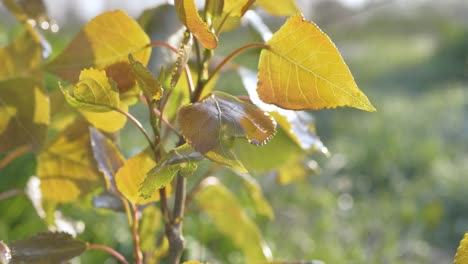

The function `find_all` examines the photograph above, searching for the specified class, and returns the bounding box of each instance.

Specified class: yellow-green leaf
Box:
[223,0,255,17]
[256,0,298,16]
[129,54,163,100]
[45,10,151,92]
[115,149,166,205]
[80,103,128,133]
[236,172,274,219]
[195,177,272,263]
[257,14,376,112]
[61,68,120,112]
[455,232,468,264]
[170,31,193,88]
[183,262,203,264]
[38,119,103,203]
[0,24,42,80]
[139,205,162,252]
[0,78,49,153]
[174,0,218,49]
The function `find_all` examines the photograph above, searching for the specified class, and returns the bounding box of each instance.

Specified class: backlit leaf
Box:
[195,177,272,263]
[455,232,468,264]
[80,103,128,133]
[257,14,376,112]
[129,54,163,100]
[213,0,254,33]
[239,67,328,153]
[174,0,218,49]
[235,172,274,219]
[9,232,86,263]
[256,0,298,16]
[116,149,166,205]
[61,68,119,112]
[37,119,103,203]
[45,10,151,92]
[0,24,42,80]
[89,127,125,192]
[205,139,247,173]
[0,78,49,153]
[179,92,276,153]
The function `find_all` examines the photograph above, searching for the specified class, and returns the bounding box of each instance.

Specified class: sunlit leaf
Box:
[174,0,218,49]
[49,88,78,132]
[171,31,193,88]
[139,205,162,251]
[257,14,376,112]
[0,78,49,153]
[0,24,42,80]
[115,149,168,205]
[140,144,202,198]
[179,91,276,153]
[183,261,203,264]
[205,139,247,173]
[239,67,328,153]
[277,159,307,185]
[45,10,151,92]
[195,177,272,263]
[256,0,298,16]
[129,54,163,100]
[236,172,274,219]
[89,127,125,192]
[9,232,86,263]
[61,68,120,112]
[37,119,103,203]
[455,232,468,264]
[80,103,128,133]
[213,0,254,33]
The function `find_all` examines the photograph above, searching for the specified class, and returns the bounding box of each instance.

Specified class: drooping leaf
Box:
[61,68,120,112]
[89,127,125,192]
[0,78,49,153]
[37,119,103,203]
[9,232,86,263]
[129,54,163,100]
[235,172,274,219]
[195,177,272,263]
[0,24,42,80]
[45,10,151,92]
[239,67,328,153]
[79,103,128,133]
[256,0,298,16]
[455,232,468,264]
[179,91,276,153]
[115,149,167,205]
[170,31,193,88]
[140,144,202,198]
[257,14,376,112]
[174,0,218,49]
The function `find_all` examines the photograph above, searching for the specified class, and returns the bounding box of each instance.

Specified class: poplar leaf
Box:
[195,177,272,263]
[115,149,168,205]
[205,139,247,173]
[129,54,163,100]
[9,232,86,263]
[455,232,468,264]
[37,119,103,203]
[236,172,274,219]
[45,10,151,92]
[79,103,128,133]
[256,0,298,16]
[223,0,255,17]
[174,0,218,49]
[61,68,119,112]
[0,78,49,153]
[257,14,376,112]
[179,92,276,153]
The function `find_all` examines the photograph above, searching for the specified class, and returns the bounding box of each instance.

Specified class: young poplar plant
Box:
[0,0,375,263]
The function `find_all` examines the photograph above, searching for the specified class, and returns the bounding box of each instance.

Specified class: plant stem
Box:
[159,187,171,223]
[205,42,269,86]
[166,172,186,264]
[0,145,32,170]
[0,189,24,201]
[87,244,129,264]
[130,204,143,264]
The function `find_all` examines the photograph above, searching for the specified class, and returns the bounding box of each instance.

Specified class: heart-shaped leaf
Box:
[257,14,376,112]
[45,10,151,92]
[179,91,276,154]
[129,54,163,100]
[0,78,49,153]
[174,0,218,49]
[9,232,86,263]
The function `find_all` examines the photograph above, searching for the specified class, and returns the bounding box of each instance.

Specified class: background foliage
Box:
[0,0,467,263]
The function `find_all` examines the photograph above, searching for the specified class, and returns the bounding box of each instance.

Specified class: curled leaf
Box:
[257,14,376,112]
[129,54,163,100]
[174,0,218,49]
[170,31,193,88]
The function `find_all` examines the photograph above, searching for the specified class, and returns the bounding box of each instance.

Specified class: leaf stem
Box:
[130,204,143,264]
[0,188,24,201]
[87,244,129,264]
[153,108,181,137]
[205,42,269,86]
[0,145,32,170]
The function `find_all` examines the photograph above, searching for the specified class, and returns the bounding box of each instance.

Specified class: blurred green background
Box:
[0,0,467,263]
